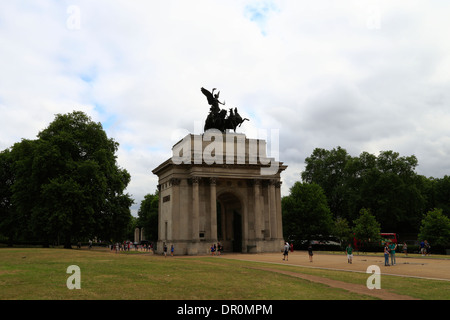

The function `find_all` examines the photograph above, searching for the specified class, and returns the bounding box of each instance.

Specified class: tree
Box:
[353,208,381,251]
[301,147,351,219]
[429,176,450,217]
[0,149,16,245]
[418,208,450,248]
[282,182,333,244]
[333,217,352,246]
[137,192,159,241]
[8,111,133,247]
[367,151,424,233]
[301,147,426,235]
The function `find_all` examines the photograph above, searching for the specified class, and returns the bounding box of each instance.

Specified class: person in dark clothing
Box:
[308,245,313,262]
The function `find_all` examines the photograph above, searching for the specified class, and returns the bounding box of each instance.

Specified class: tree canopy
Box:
[281,146,450,251]
[301,147,433,235]
[137,192,159,241]
[0,111,134,247]
[418,208,450,247]
[352,208,381,246]
[282,182,333,243]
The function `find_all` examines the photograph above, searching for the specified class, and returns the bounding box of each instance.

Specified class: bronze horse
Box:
[202,88,249,132]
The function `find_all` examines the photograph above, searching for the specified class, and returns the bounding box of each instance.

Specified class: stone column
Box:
[269,179,277,239]
[170,178,181,241]
[262,180,271,239]
[157,184,163,243]
[134,227,140,243]
[209,177,218,241]
[192,176,200,241]
[253,179,262,240]
[275,181,283,239]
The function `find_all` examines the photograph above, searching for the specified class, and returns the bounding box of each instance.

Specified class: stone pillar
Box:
[134,228,140,243]
[171,178,181,241]
[269,180,277,239]
[275,181,283,239]
[157,184,163,244]
[192,176,200,241]
[263,180,271,239]
[209,177,218,241]
[253,179,262,240]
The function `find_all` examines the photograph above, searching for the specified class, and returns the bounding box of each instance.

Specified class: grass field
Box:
[0,247,448,300]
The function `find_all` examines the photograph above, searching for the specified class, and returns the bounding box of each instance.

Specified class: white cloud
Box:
[1,1,450,215]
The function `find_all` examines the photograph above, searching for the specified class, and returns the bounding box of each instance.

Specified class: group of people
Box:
[283,242,311,261]
[419,240,431,256]
[111,241,155,253]
[161,243,224,257]
[110,238,432,263]
[163,244,174,257]
[210,243,223,256]
[383,242,398,266]
[282,242,296,261]
[282,241,416,266]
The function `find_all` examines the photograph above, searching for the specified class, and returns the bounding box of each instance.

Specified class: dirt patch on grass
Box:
[223,251,450,281]
[0,270,21,275]
[219,251,450,300]
[246,266,419,300]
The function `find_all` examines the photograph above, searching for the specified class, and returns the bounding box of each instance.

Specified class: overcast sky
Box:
[1,1,450,216]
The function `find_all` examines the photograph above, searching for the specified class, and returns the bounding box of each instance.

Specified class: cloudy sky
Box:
[1,1,450,215]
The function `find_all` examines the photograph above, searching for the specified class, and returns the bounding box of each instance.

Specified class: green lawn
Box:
[0,248,448,300]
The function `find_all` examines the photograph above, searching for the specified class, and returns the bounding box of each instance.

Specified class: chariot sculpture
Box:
[201,87,249,133]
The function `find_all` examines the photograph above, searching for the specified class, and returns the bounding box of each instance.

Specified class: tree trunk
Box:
[64,235,72,249]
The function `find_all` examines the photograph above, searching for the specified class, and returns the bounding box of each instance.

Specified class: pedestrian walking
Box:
[282,242,289,261]
[163,244,167,257]
[402,242,408,256]
[217,242,222,256]
[307,244,313,262]
[345,244,353,264]
[384,243,390,266]
[171,244,174,256]
[210,244,215,256]
[420,240,425,256]
[388,242,397,265]
[425,240,431,256]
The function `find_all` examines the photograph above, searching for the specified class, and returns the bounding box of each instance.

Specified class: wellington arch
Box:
[151,88,287,255]
[152,131,287,255]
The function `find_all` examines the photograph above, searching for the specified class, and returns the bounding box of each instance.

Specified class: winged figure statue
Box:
[201,87,249,132]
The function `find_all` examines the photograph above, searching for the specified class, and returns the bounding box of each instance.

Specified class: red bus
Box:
[380,233,399,245]
[353,233,399,250]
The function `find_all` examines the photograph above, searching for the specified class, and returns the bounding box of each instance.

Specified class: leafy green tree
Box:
[353,208,381,250]
[0,149,16,245]
[333,217,352,246]
[137,192,159,241]
[418,208,450,247]
[282,182,333,243]
[301,147,351,219]
[127,216,138,241]
[9,139,40,243]
[428,176,450,216]
[302,147,426,234]
[368,151,424,233]
[8,111,133,247]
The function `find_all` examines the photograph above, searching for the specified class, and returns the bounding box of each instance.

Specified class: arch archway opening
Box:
[217,192,242,253]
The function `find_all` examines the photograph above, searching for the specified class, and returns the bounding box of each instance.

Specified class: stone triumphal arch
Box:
[152,131,287,255]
